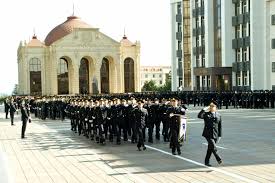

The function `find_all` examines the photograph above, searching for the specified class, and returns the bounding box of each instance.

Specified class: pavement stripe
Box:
[188,121,203,124]
[143,144,259,183]
[202,143,228,150]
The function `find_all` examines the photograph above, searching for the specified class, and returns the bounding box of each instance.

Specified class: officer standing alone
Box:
[20,100,30,139]
[198,100,223,166]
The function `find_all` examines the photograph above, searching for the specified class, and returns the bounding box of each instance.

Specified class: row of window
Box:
[195,0,204,9]
[234,0,249,16]
[143,74,163,79]
[235,23,250,38]
[141,80,163,86]
[272,62,275,72]
[236,71,249,86]
[236,47,250,62]
[196,75,211,87]
[142,68,163,72]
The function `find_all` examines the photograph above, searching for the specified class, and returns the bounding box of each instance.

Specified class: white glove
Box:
[203,106,210,111]
[169,113,174,117]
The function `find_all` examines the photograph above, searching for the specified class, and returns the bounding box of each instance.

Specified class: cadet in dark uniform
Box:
[198,100,222,166]
[4,98,10,119]
[10,98,17,126]
[20,100,30,139]
[160,99,170,142]
[133,100,148,151]
[167,98,186,155]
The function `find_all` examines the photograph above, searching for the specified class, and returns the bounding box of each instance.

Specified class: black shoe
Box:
[11,124,15,126]
[137,147,142,151]
[148,139,153,143]
[124,138,128,141]
[205,163,212,167]
[143,146,147,150]
[172,152,176,155]
[218,160,223,165]
[117,141,121,145]
[177,151,181,155]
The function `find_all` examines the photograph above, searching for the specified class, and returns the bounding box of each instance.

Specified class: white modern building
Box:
[170,0,184,91]
[265,0,275,90]
[140,66,171,88]
[171,0,275,91]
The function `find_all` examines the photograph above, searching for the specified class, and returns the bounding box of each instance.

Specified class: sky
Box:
[0,0,171,95]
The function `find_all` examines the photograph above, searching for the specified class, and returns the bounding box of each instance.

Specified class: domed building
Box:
[17,15,140,95]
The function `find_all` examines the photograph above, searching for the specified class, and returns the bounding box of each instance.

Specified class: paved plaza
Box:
[0,106,275,183]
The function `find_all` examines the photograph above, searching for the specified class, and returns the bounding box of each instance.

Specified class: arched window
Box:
[57,58,69,94]
[29,58,42,95]
[79,58,89,94]
[124,58,135,92]
[100,58,110,94]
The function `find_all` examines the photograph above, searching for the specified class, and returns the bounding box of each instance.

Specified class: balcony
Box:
[177,68,183,76]
[243,13,250,23]
[232,39,238,49]
[243,61,250,71]
[198,7,204,16]
[244,37,250,47]
[232,16,238,26]
[192,9,198,17]
[232,61,251,72]
[177,50,183,57]
[238,38,244,47]
[238,14,244,24]
[193,48,197,55]
[176,32,182,40]
[176,14,182,23]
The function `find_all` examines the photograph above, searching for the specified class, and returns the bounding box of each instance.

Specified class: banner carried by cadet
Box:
[178,116,187,142]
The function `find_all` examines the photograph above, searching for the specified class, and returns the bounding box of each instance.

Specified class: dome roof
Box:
[44,16,92,46]
[120,35,135,46]
[27,35,44,47]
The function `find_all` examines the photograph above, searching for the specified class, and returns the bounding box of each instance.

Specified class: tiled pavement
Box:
[0,107,275,183]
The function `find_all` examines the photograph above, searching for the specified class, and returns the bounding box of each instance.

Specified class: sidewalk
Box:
[1,110,275,183]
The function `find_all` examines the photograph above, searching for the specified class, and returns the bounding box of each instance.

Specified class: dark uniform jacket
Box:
[21,105,29,121]
[133,107,148,128]
[198,109,222,139]
[166,106,186,131]
[10,102,17,114]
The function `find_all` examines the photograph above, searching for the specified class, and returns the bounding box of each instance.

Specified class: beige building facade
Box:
[17,15,140,96]
[140,66,171,88]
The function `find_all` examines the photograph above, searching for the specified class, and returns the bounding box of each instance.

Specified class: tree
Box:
[157,78,171,92]
[12,84,18,95]
[142,80,158,92]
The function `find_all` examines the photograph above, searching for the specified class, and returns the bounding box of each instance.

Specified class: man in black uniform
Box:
[4,98,10,119]
[166,98,186,155]
[20,100,30,139]
[10,98,17,126]
[198,100,222,166]
[160,99,170,142]
[133,100,148,151]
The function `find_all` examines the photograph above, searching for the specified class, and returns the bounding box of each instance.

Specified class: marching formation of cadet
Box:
[3,89,275,153]
[31,96,187,153]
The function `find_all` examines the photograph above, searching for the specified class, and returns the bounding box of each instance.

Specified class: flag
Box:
[178,116,187,142]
